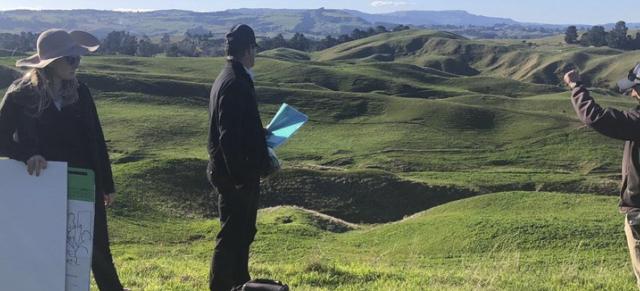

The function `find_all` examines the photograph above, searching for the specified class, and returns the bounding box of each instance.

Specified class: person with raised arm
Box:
[565,65,640,288]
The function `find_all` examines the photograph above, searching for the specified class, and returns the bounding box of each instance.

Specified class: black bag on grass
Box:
[232,279,289,291]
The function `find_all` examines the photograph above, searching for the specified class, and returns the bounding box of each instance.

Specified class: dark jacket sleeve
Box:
[571,85,640,141]
[217,81,250,185]
[83,86,115,194]
[0,91,38,162]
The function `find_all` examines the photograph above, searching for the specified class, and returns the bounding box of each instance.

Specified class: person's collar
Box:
[243,65,255,81]
[227,58,254,82]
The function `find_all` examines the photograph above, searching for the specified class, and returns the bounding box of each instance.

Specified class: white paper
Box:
[66,200,94,291]
[0,159,68,291]
[66,168,96,291]
[266,103,308,149]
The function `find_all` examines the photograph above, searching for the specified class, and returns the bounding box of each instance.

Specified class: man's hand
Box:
[26,155,47,176]
[564,70,582,89]
[104,193,116,207]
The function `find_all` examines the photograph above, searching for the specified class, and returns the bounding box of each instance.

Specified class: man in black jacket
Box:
[207,24,270,291]
[565,67,640,288]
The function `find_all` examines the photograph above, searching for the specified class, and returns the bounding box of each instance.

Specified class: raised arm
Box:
[571,86,640,140]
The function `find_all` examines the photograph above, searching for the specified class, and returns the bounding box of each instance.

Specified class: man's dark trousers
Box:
[209,175,260,291]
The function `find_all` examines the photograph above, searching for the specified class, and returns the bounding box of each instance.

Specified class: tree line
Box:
[565,21,640,50]
[99,31,226,57]
[0,32,38,54]
[258,24,410,51]
[0,24,411,58]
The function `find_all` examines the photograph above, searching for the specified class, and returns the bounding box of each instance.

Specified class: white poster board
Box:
[0,159,68,291]
[66,168,96,291]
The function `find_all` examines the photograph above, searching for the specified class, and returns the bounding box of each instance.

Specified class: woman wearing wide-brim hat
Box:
[0,29,129,291]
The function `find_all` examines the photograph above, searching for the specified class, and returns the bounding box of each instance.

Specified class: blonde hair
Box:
[22,66,79,116]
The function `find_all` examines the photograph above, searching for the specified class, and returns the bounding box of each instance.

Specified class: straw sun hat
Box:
[16,29,100,69]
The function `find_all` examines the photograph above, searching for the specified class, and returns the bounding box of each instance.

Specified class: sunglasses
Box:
[63,55,81,66]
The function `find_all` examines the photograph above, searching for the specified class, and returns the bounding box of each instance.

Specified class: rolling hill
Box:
[0,29,629,219]
[316,29,640,88]
[1,28,638,290]
[104,192,634,290]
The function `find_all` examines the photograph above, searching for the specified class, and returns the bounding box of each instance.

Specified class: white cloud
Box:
[371,1,409,7]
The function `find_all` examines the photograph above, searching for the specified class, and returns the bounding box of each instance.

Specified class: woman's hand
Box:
[26,155,47,176]
[104,193,116,207]
[564,70,582,89]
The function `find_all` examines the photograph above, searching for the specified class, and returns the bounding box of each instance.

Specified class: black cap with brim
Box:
[226,24,258,50]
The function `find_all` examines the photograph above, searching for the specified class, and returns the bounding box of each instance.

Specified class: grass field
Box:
[1,28,639,290]
[104,192,637,290]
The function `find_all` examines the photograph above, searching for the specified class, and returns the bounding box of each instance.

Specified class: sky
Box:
[0,0,636,25]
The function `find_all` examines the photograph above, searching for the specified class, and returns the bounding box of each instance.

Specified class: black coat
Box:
[0,80,115,195]
[208,60,269,186]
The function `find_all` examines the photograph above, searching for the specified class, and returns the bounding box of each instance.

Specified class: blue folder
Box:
[266,103,308,149]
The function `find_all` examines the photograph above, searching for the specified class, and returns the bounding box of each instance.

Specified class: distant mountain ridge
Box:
[0,8,540,38]
[344,10,519,27]
[2,8,632,39]
[0,8,366,37]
